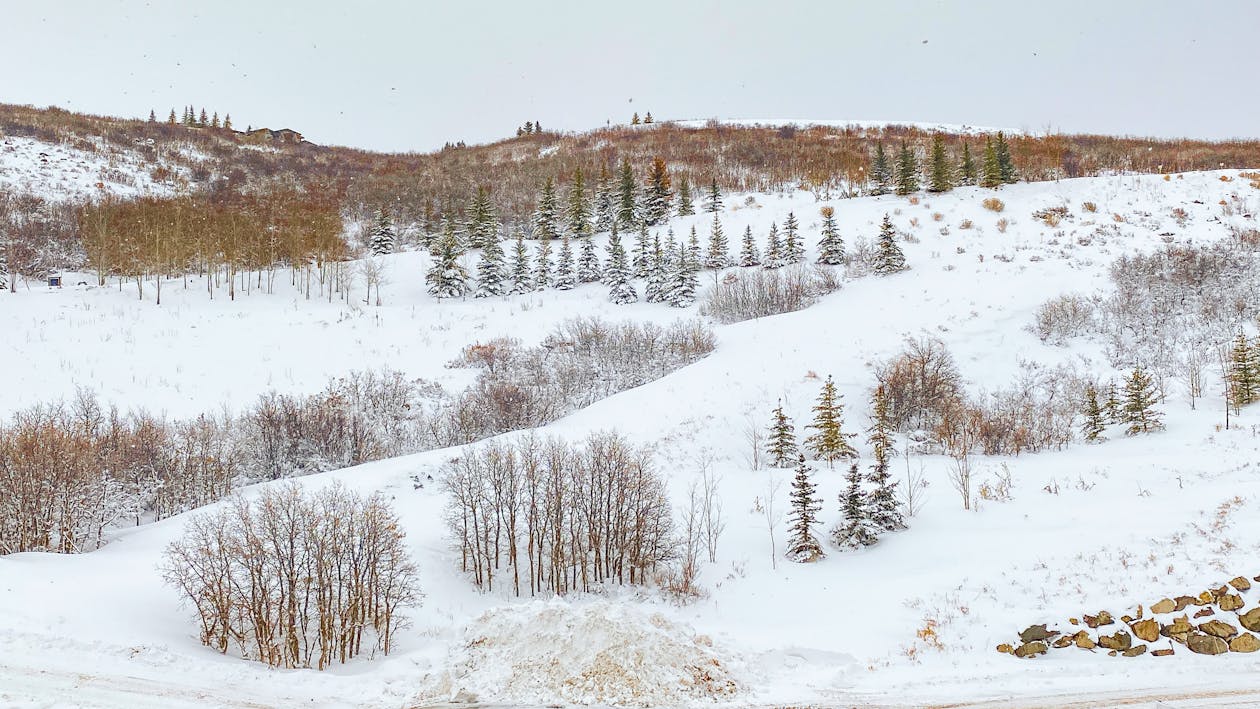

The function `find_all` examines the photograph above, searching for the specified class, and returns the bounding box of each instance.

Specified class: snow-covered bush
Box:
[1032,294,1097,344]
[700,265,839,323]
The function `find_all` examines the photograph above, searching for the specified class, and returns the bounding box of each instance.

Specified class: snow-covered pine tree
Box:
[616,159,639,229]
[865,384,904,532]
[873,215,908,275]
[1228,331,1259,408]
[474,229,506,298]
[786,454,824,563]
[426,231,470,300]
[534,178,560,241]
[995,132,1017,184]
[738,225,761,267]
[465,186,499,249]
[594,164,614,233]
[895,142,920,195]
[508,232,533,295]
[958,142,977,186]
[632,223,652,279]
[704,178,722,213]
[981,136,1002,188]
[553,235,576,290]
[577,234,602,283]
[0,245,8,290]
[567,167,591,239]
[782,212,804,264]
[604,226,638,304]
[687,225,702,265]
[369,208,396,255]
[1081,383,1106,442]
[705,213,729,269]
[676,175,695,216]
[1103,382,1121,424]
[645,234,668,303]
[666,235,699,308]
[816,206,845,265]
[767,401,799,468]
[804,375,858,467]
[642,157,672,226]
[1122,366,1163,435]
[870,142,892,196]
[431,215,458,255]
[763,222,783,269]
[533,236,552,290]
[832,462,879,549]
[927,133,953,193]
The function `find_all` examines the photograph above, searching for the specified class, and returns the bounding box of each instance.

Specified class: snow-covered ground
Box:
[0,134,178,200]
[669,118,1029,136]
[2,171,1260,708]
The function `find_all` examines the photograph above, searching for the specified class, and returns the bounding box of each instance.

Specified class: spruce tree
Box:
[632,223,652,279]
[426,231,470,300]
[369,208,397,255]
[873,215,907,274]
[1081,384,1106,442]
[223,114,232,131]
[577,234,602,284]
[927,133,953,193]
[533,237,552,290]
[786,455,824,563]
[763,222,783,269]
[687,225,702,265]
[767,401,799,468]
[507,232,533,295]
[534,178,560,241]
[816,206,845,265]
[211,112,220,128]
[148,109,157,123]
[804,375,858,466]
[1122,366,1163,435]
[167,108,177,125]
[995,132,1018,184]
[705,213,729,269]
[870,142,892,196]
[981,136,1003,188]
[704,179,723,214]
[865,385,904,532]
[617,159,639,229]
[833,462,879,550]
[782,212,804,264]
[605,226,638,304]
[199,108,208,126]
[666,236,699,308]
[1103,382,1122,424]
[466,186,498,249]
[553,235,576,290]
[676,175,695,216]
[895,142,920,195]
[594,164,614,233]
[643,157,672,226]
[631,111,640,125]
[958,142,977,186]
[738,225,761,267]
[1228,331,1259,408]
[645,234,668,303]
[474,229,506,298]
[567,167,591,238]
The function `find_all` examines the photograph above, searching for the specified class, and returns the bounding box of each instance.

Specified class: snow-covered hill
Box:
[2,171,1260,708]
[0,134,180,200]
[670,118,1030,136]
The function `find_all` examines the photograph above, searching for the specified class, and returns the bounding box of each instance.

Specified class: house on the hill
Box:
[242,128,305,145]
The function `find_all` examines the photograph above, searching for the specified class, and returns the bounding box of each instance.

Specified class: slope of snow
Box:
[0,135,177,200]
[2,171,1260,707]
[670,118,1029,135]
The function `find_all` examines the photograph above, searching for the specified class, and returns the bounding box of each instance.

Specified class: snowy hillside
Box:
[0,134,179,200]
[2,171,1260,708]
[670,118,1029,136]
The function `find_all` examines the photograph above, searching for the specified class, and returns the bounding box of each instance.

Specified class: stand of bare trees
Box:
[443,432,675,596]
[161,482,419,669]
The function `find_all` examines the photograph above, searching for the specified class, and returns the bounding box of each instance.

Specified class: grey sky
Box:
[3,0,1258,152]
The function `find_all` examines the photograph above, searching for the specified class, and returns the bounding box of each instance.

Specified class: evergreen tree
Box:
[1082,384,1106,442]
[553,235,576,290]
[643,111,653,123]
[666,235,699,308]
[870,142,892,195]
[865,385,904,532]
[632,224,652,279]
[198,108,208,126]
[567,167,591,239]
[148,109,157,123]
[927,133,953,193]
[804,375,857,466]
[507,232,533,295]
[577,234,602,284]
[631,111,640,125]
[958,142,977,186]
[223,114,232,131]
[1122,366,1163,435]
[833,462,879,550]
[895,142,919,195]
[369,208,397,255]
[873,215,907,275]
[705,213,729,269]
[995,132,1017,184]
[782,212,804,264]
[786,455,825,563]
[593,164,614,233]
[474,229,506,298]
[704,179,723,213]
[816,206,846,265]
[0,245,8,291]
[533,237,552,290]
[426,230,470,300]
[534,178,560,241]
[1103,382,1122,424]
[981,136,1003,188]
[1228,331,1259,409]
[763,222,784,269]
[645,234,668,303]
[767,402,799,468]
[605,226,638,304]
[738,225,761,267]
[167,108,177,125]
[642,157,672,225]
[466,186,499,249]
[616,159,639,229]
[675,175,695,216]
[687,225,702,265]
[211,112,220,129]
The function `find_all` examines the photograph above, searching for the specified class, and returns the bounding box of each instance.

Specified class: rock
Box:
[451,689,479,704]
[1238,608,1260,633]
[1193,608,1214,619]
[1052,635,1074,649]
[996,643,1014,654]
[1131,618,1160,643]
[1107,650,1117,657]
[1199,620,1238,639]
[1014,641,1047,658]
[1231,576,1252,592]
[1198,591,1214,605]
[1123,644,1147,657]
[1136,604,1144,619]
[1253,575,1259,583]
[1161,615,1193,643]
[1097,630,1132,651]
[1219,594,1245,612]
[1019,624,1057,643]
[1152,647,1175,657]
[1229,633,1260,653]
[1074,631,1096,650]
[1151,598,1176,614]
[1084,611,1114,628]
[1187,632,1229,655]
[1174,596,1197,611]
[1211,584,1231,600]
[1121,614,1133,624]
[1069,617,1079,626]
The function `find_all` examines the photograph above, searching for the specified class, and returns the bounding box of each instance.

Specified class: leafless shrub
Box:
[1032,294,1097,344]
[876,337,964,434]
[982,197,1005,213]
[1082,201,1098,213]
[996,218,1009,233]
[701,265,840,324]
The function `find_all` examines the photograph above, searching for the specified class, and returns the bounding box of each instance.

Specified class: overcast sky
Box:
[3,1,1258,153]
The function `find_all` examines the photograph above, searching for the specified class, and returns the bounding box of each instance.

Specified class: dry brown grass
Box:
[982,197,1005,212]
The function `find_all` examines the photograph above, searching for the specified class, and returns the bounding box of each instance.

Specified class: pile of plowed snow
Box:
[420,598,743,707]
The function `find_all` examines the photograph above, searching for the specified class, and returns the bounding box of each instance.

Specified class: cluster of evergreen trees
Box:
[156,106,233,130]
[869,132,1017,196]
[1081,366,1164,441]
[769,378,907,563]
[514,120,544,136]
